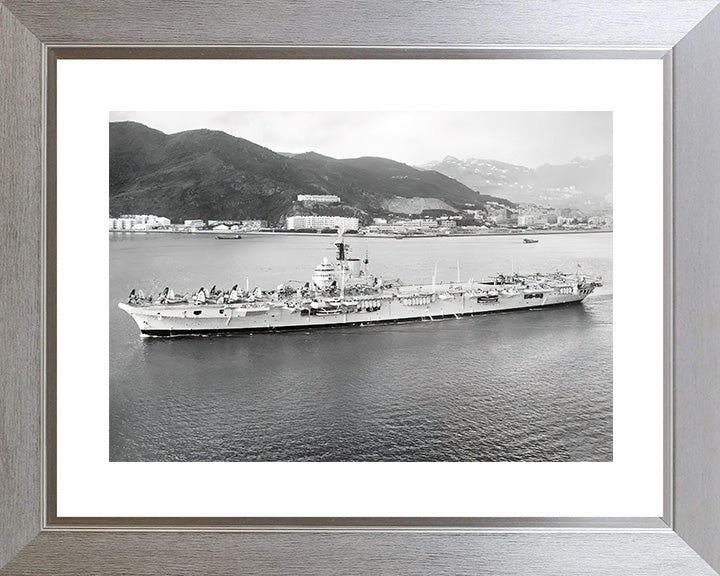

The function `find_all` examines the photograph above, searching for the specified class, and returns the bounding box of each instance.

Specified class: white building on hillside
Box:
[297,194,340,204]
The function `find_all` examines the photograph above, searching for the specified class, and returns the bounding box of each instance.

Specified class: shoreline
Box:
[110,228,612,239]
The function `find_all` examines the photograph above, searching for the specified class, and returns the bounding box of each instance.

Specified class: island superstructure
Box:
[118,231,602,337]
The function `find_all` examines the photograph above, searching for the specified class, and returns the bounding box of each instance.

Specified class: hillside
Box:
[420,155,613,210]
[109,122,514,224]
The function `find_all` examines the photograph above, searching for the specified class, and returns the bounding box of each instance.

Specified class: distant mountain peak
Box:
[293,151,336,161]
[418,154,613,210]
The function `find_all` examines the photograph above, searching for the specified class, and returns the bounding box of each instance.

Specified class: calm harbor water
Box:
[109,232,612,462]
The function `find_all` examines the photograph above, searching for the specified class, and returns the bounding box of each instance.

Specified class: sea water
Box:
[109,232,612,462]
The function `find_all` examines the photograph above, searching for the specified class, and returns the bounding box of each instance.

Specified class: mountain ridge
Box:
[109,122,515,224]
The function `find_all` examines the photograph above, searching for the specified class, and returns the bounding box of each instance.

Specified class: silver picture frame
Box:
[2,1,720,574]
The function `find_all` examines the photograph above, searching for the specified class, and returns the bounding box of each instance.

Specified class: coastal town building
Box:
[286,215,359,231]
[207,220,268,231]
[241,220,268,230]
[517,214,535,227]
[363,218,439,235]
[109,214,171,230]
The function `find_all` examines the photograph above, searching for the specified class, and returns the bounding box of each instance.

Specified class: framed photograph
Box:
[2,2,720,575]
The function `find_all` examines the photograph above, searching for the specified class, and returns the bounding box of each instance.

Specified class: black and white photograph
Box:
[108,111,613,463]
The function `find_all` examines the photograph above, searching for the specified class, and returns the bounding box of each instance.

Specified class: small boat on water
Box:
[523,238,539,244]
[216,234,242,240]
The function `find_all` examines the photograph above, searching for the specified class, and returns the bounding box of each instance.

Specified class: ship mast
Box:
[335,227,347,299]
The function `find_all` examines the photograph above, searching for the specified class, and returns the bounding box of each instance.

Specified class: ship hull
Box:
[119,284,593,337]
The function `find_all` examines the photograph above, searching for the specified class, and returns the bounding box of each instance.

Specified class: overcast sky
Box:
[109,111,611,168]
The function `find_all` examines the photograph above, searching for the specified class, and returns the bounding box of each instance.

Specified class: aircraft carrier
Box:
[118,231,602,337]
